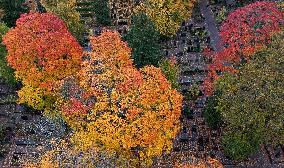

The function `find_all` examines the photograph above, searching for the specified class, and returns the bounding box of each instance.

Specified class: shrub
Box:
[203,93,222,129]
[2,12,82,111]
[124,13,162,67]
[216,6,227,24]
[187,84,200,101]
[159,56,180,90]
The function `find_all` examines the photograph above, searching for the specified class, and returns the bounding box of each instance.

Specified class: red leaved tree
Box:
[204,1,283,95]
[2,12,82,110]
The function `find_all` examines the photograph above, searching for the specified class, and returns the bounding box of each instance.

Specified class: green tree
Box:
[0,22,16,86]
[216,32,284,160]
[124,13,162,68]
[0,0,28,27]
[222,130,260,160]
[159,57,180,90]
[93,0,112,26]
[203,92,222,129]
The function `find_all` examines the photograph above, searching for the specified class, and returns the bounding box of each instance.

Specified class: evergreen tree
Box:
[0,0,28,27]
[124,13,162,68]
[93,0,112,26]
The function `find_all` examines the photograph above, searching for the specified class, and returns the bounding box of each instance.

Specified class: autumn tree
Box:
[56,31,182,166]
[40,0,85,43]
[2,12,82,111]
[0,0,28,27]
[220,1,283,58]
[135,0,196,37]
[204,1,283,95]
[123,12,162,67]
[217,32,284,160]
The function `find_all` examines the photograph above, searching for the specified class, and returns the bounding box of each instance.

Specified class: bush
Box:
[124,13,162,68]
[0,0,28,27]
[222,131,260,160]
[0,22,17,86]
[216,6,227,24]
[203,93,222,129]
[159,57,180,90]
[188,84,200,101]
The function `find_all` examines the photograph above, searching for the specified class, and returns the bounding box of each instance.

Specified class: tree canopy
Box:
[135,0,196,37]
[40,0,85,43]
[204,1,283,95]
[124,12,162,68]
[216,32,284,159]
[2,12,82,110]
[58,31,183,166]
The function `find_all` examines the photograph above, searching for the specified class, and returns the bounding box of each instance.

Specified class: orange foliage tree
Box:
[204,1,283,95]
[57,31,183,166]
[2,12,82,111]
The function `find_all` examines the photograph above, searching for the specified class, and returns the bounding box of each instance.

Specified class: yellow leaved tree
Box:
[38,30,183,167]
[135,0,196,37]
